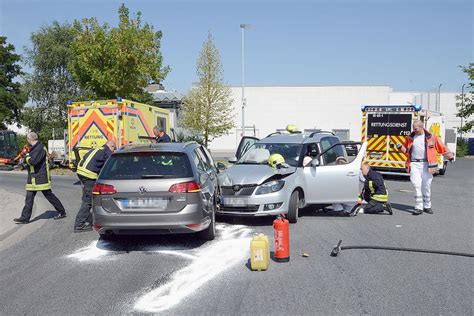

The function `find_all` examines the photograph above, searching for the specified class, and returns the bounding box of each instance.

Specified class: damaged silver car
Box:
[218,132,367,223]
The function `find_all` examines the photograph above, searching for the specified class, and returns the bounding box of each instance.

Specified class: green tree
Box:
[456,63,473,135]
[181,33,234,148]
[23,21,87,141]
[69,4,169,102]
[0,36,26,129]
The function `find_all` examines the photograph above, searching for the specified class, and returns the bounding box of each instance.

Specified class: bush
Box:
[16,133,27,147]
[174,131,205,146]
[456,138,469,157]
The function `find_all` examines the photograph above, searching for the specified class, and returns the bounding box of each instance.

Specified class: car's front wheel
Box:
[287,190,299,224]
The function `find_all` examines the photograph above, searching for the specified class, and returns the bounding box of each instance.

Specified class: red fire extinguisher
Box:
[273,214,290,262]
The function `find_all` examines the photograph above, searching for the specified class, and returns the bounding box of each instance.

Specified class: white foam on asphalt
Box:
[133,224,252,313]
[66,241,111,262]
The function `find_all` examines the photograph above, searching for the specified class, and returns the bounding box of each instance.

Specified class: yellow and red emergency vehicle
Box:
[67,98,171,168]
[361,105,454,175]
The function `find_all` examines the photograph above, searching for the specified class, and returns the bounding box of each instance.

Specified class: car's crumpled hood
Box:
[218,164,297,186]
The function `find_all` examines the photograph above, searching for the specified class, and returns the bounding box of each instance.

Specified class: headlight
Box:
[255,180,285,195]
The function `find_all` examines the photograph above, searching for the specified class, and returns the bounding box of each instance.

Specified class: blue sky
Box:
[1,0,472,93]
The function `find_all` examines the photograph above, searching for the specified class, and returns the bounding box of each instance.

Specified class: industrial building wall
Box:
[209,86,468,153]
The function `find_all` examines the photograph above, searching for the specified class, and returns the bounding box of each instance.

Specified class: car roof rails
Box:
[266,130,303,138]
[266,131,285,138]
[309,131,335,137]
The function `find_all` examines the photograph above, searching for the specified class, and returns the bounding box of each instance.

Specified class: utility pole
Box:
[240,24,248,137]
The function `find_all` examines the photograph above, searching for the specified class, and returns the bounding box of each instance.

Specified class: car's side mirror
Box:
[311,158,320,167]
[216,162,226,170]
[228,157,237,164]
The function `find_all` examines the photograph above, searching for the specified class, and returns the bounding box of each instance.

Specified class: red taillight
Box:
[169,181,201,193]
[92,183,116,195]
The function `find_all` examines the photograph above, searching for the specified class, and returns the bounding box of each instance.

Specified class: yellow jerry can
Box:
[250,234,270,271]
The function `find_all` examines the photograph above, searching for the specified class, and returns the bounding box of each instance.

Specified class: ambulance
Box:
[67,98,171,168]
[361,105,456,176]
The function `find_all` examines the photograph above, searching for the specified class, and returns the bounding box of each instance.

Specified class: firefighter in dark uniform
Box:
[14,132,66,224]
[153,126,171,143]
[359,162,392,215]
[74,140,115,232]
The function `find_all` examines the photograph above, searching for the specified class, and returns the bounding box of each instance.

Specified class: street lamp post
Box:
[437,83,442,112]
[240,24,248,137]
[461,83,466,139]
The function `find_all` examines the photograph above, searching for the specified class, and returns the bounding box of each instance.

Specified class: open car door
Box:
[235,136,259,160]
[304,142,367,204]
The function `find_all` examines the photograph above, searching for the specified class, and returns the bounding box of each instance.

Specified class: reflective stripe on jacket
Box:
[403,129,449,174]
[25,142,52,191]
[360,169,388,203]
[77,149,100,179]
[76,146,112,179]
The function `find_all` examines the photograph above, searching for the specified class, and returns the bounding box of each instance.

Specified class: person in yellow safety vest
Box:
[14,132,67,224]
[358,162,392,215]
[74,140,116,232]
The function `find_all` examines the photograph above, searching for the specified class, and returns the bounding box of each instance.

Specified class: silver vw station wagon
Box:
[92,142,219,240]
[218,132,367,223]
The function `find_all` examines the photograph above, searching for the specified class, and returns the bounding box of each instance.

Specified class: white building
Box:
[209,85,468,153]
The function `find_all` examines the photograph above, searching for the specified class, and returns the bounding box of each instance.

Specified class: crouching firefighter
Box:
[359,162,392,215]
[14,132,67,224]
[74,141,116,233]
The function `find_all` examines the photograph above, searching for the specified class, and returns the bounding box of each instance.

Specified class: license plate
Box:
[369,152,383,159]
[121,198,168,210]
[223,197,248,207]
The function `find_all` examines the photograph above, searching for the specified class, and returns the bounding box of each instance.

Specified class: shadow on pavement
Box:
[382,174,411,182]
[298,206,354,217]
[95,234,207,253]
[217,215,275,226]
[29,210,58,223]
[390,202,415,214]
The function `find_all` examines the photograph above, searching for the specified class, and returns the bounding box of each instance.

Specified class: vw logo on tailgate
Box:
[138,186,147,195]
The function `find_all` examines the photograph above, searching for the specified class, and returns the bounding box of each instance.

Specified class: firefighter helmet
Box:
[286,124,299,133]
[268,153,285,168]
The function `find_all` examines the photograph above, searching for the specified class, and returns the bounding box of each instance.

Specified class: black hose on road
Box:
[330,240,474,258]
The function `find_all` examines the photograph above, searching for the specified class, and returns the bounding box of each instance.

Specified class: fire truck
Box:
[68,98,171,168]
[0,130,19,170]
[361,105,456,176]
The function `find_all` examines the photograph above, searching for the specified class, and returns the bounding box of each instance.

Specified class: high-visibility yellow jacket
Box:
[25,142,52,191]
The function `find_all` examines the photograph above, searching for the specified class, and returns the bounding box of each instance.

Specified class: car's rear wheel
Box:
[287,191,299,224]
[199,203,216,241]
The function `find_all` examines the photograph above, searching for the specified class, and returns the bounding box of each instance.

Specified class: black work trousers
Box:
[74,175,95,227]
[20,190,66,221]
[364,199,385,214]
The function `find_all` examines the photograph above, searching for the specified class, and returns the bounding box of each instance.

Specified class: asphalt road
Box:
[0,159,473,315]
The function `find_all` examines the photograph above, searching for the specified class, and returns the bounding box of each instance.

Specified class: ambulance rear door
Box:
[366,109,412,169]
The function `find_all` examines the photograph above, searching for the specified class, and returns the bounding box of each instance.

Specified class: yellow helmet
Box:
[286,124,299,133]
[268,153,285,168]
